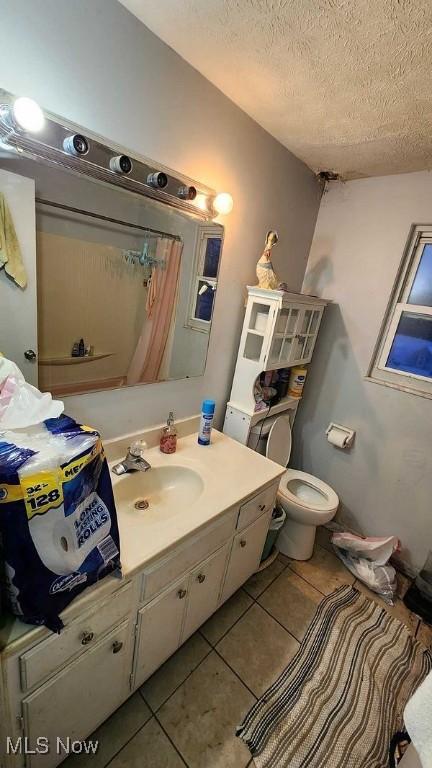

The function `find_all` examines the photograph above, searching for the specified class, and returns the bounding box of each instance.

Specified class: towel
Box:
[405,669,432,768]
[0,192,27,288]
[145,266,158,317]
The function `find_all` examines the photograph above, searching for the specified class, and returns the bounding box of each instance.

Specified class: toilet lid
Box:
[266,415,292,466]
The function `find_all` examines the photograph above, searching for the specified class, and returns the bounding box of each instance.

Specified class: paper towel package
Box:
[0,414,121,631]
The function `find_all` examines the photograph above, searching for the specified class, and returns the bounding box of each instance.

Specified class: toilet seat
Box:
[278,469,338,513]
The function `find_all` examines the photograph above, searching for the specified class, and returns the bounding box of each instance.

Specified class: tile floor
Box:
[65,528,432,768]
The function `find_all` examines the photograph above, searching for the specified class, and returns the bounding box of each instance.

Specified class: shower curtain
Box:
[127,237,182,384]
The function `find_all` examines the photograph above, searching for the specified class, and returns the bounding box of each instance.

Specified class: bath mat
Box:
[237,584,432,768]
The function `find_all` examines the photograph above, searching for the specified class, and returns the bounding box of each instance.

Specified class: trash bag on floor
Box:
[331,532,400,604]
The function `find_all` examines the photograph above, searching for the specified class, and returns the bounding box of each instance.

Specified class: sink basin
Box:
[112,465,204,516]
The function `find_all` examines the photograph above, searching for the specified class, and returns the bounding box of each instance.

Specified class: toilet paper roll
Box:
[327,425,348,448]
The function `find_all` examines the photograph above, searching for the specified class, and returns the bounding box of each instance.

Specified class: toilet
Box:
[249,414,339,560]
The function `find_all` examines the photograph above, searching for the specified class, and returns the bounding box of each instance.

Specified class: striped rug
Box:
[237,584,432,768]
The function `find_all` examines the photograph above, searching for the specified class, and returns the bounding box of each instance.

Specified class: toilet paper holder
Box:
[326,422,355,449]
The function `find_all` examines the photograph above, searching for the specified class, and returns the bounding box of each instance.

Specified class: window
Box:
[369,226,432,396]
[187,226,223,332]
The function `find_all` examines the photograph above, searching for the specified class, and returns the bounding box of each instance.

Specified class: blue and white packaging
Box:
[0,415,121,632]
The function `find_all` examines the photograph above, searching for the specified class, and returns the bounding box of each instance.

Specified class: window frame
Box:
[186,225,223,333]
[368,225,432,397]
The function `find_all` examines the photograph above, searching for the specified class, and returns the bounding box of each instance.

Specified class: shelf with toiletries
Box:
[39,353,114,366]
[224,287,328,445]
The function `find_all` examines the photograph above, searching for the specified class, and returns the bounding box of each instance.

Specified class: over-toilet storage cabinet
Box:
[0,480,279,768]
[224,287,327,445]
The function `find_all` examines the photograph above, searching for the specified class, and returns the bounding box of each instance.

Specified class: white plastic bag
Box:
[331,532,400,604]
[0,357,63,429]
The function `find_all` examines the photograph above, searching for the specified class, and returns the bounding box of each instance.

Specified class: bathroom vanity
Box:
[0,423,283,768]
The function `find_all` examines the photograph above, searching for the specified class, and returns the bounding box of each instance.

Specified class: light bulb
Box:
[194,193,210,212]
[12,97,45,132]
[213,192,233,215]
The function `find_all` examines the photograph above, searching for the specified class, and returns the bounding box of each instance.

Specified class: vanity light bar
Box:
[0,89,217,220]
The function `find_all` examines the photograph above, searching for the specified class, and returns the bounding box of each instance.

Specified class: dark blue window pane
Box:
[203,238,221,278]
[408,244,432,306]
[195,282,215,321]
[386,312,432,378]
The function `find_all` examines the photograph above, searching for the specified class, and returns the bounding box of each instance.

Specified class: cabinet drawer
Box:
[22,619,131,768]
[20,580,133,692]
[141,508,237,602]
[237,484,277,531]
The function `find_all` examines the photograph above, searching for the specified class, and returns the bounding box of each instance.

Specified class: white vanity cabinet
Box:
[1,478,280,768]
[134,575,189,687]
[21,620,132,768]
[221,511,272,602]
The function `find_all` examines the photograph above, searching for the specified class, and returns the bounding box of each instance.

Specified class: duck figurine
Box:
[256,230,285,290]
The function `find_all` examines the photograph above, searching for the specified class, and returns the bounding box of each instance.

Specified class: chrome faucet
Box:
[112,442,152,475]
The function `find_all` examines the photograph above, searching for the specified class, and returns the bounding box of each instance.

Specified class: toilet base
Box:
[278,519,316,560]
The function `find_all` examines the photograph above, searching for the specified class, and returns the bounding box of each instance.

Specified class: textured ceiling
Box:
[119,0,432,178]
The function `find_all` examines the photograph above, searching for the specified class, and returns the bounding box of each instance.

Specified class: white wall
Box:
[0,0,321,439]
[293,171,432,573]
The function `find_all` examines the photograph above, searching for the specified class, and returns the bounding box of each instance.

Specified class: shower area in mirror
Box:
[36,200,184,395]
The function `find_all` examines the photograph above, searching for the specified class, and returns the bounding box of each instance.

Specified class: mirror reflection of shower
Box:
[0,153,223,396]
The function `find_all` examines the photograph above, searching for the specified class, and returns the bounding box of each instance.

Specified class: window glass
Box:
[408,244,432,306]
[202,238,221,278]
[386,312,432,378]
[194,281,215,321]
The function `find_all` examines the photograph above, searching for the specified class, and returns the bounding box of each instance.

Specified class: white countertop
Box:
[113,429,283,579]
[1,429,283,654]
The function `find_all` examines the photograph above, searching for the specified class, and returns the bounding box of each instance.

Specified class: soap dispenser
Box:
[160,411,177,454]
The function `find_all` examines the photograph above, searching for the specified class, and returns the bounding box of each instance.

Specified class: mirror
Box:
[0,137,223,397]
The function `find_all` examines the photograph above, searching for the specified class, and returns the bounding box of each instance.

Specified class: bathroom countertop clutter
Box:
[0,422,283,653]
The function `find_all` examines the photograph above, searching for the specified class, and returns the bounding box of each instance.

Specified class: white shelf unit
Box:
[224,287,328,445]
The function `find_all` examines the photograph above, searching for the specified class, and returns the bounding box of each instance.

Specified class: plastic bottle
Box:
[160,411,177,454]
[288,366,307,398]
[198,400,215,445]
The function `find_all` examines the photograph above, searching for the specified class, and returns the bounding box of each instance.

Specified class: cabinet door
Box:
[133,576,188,688]
[268,304,303,368]
[290,306,324,365]
[221,511,272,603]
[182,544,230,641]
[22,620,131,768]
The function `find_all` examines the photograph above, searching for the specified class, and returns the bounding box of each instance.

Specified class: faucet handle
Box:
[129,440,148,458]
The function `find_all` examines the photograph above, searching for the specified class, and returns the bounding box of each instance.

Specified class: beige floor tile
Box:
[315,525,334,552]
[141,632,211,711]
[158,651,254,768]
[201,589,253,646]
[108,717,185,768]
[354,579,420,635]
[63,693,151,768]
[243,557,286,599]
[277,552,292,566]
[258,568,322,641]
[417,621,432,649]
[216,603,299,697]
[288,545,355,595]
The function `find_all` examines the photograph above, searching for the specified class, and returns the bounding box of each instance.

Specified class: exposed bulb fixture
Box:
[178,185,197,201]
[110,154,133,174]
[10,97,45,132]
[194,193,210,212]
[147,171,168,189]
[213,192,233,215]
[63,134,89,156]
